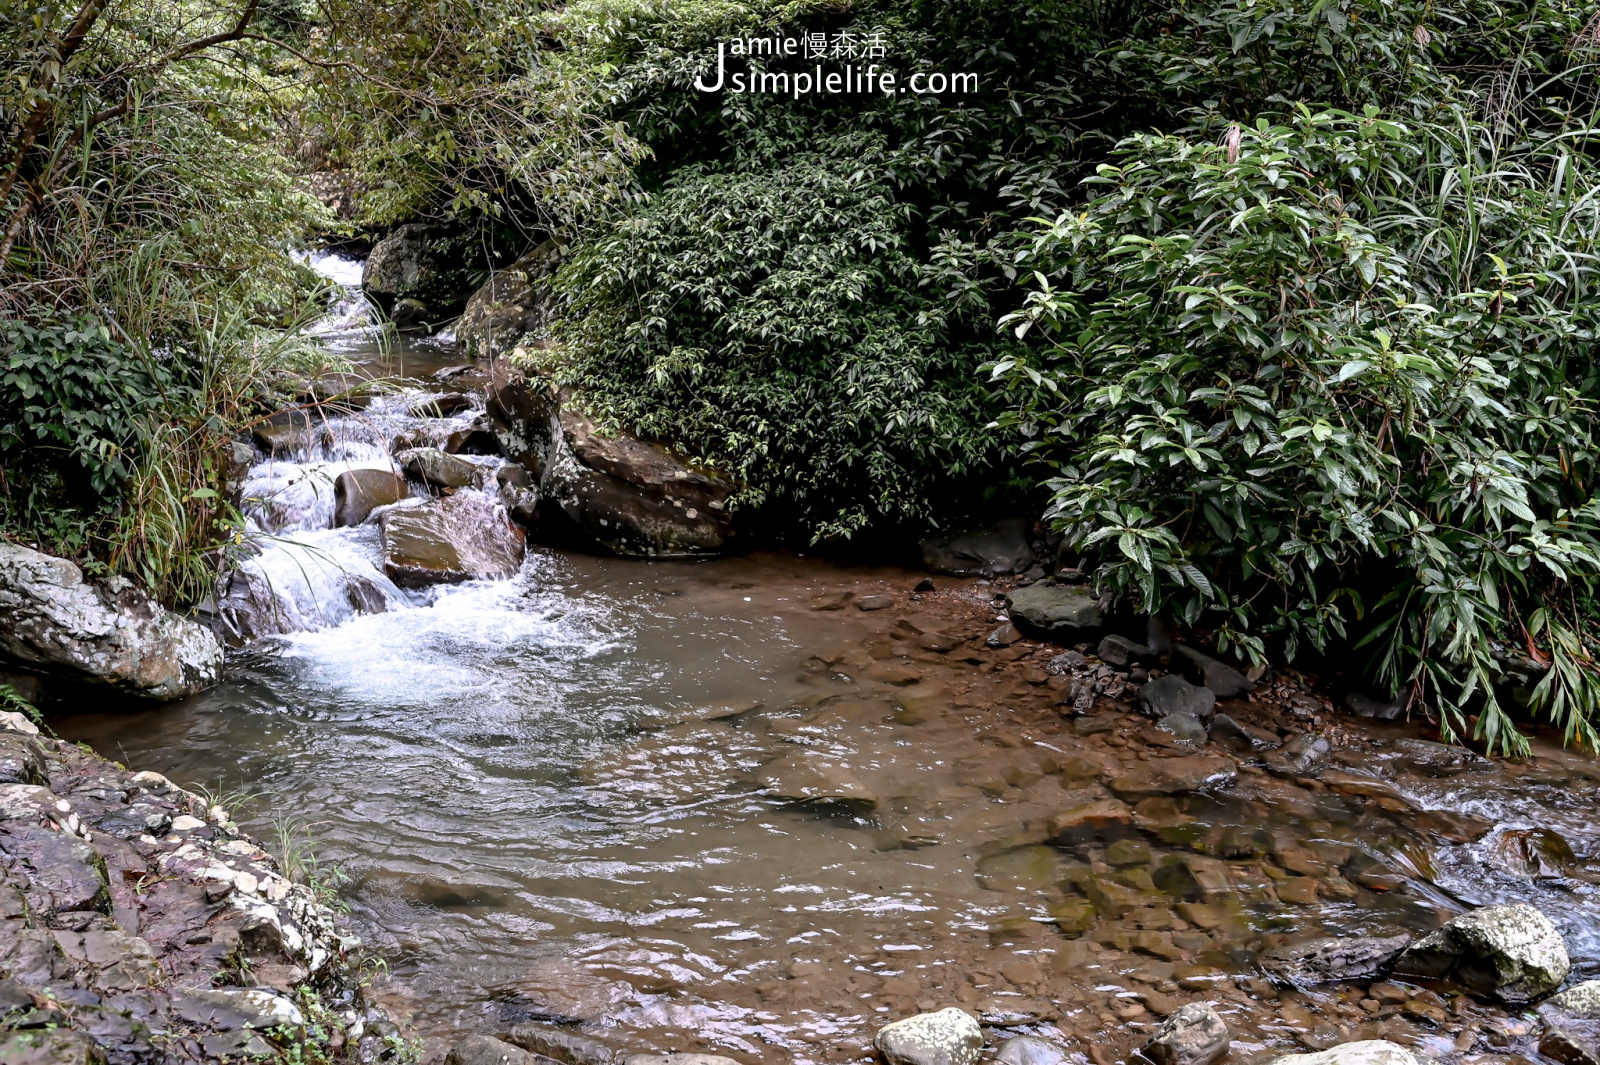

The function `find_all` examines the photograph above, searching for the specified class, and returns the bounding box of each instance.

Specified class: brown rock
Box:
[1109,755,1237,797]
[1050,799,1133,842]
[333,468,409,527]
[379,494,526,587]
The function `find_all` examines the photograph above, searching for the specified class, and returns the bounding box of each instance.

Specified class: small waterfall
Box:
[297,250,381,341]
[220,393,514,642]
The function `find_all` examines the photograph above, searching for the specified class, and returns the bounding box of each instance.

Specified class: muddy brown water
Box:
[56,549,1600,1064]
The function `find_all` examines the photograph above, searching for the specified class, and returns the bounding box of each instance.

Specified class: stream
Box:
[52,256,1600,1065]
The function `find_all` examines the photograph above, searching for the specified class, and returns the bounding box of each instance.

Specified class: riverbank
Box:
[0,709,410,1064]
[42,551,1600,1065]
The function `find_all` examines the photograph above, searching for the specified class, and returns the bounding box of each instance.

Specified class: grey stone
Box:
[1264,733,1332,778]
[1267,1043,1428,1065]
[996,1035,1079,1065]
[175,988,303,1031]
[1393,903,1570,1004]
[396,447,490,490]
[1005,584,1102,640]
[1139,675,1216,722]
[1099,634,1154,667]
[0,542,222,701]
[874,1008,984,1065]
[250,410,325,458]
[504,1024,617,1065]
[1345,690,1405,720]
[0,1028,105,1065]
[1260,935,1411,986]
[457,240,562,360]
[333,468,409,527]
[920,518,1036,577]
[1174,645,1252,698]
[0,733,46,786]
[379,494,526,588]
[362,223,478,323]
[1047,651,1088,675]
[1140,1001,1230,1065]
[1549,981,1600,1019]
[1155,713,1207,745]
[496,465,540,527]
[447,1034,539,1065]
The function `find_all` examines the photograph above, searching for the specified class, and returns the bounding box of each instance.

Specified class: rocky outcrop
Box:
[1393,903,1569,1004]
[921,519,1036,577]
[333,468,409,527]
[361,223,478,329]
[457,240,562,360]
[1004,584,1102,640]
[0,714,401,1062]
[874,1008,984,1065]
[379,495,526,587]
[0,542,222,701]
[486,366,734,558]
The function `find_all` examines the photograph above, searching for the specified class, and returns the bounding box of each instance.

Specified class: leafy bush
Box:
[994,105,1600,752]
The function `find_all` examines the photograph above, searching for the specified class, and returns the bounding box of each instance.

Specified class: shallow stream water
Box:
[53,257,1600,1065]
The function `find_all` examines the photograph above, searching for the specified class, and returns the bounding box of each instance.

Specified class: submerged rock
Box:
[1260,935,1411,986]
[379,494,526,587]
[333,468,409,527]
[621,1056,742,1065]
[1393,903,1570,1003]
[0,542,222,701]
[1109,755,1236,798]
[1004,584,1102,640]
[1140,1001,1230,1065]
[874,1008,984,1065]
[1267,1042,1428,1065]
[1155,713,1207,745]
[1264,733,1332,778]
[757,750,877,808]
[1494,828,1580,880]
[457,239,562,360]
[996,1035,1081,1065]
[920,518,1036,577]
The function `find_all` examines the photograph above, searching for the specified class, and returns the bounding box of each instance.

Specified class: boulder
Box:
[1099,634,1154,667]
[1267,1043,1427,1065]
[1004,584,1102,640]
[1393,903,1570,1004]
[379,495,526,588]
[486,366,734,558]
[1260,935,1411,986]
[920,518,1036,577]
[1109,756,1236,798]
[1139,675,1215,721]
[0,542,223,701]
[361,223,479,325]
[333,469,409,527]
[1140,1001,1230,1065]
[873,1008,984,1065]
[1174,646,1252,698]
[457,239,562,360]
[396,447,490,490]
[1155,713,1207,745]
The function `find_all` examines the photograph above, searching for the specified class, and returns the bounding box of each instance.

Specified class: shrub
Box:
[993,106,1600,753]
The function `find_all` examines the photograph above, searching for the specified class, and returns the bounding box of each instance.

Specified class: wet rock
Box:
[396,447,490,490]
[874,1007,984,1065]
[1152,853,1232,900]
[1109,756,1236,798]
[1207,714,1257,752]
[496,465,541,527]
[1139,676,1216,722]
[920,519,1036,577]
[1005,585,1102,640]
[1393,903,1570,1004]
[997,1034,1080,1065]
[1047,651,1088,675]
[448,1034,540,1065]
[987,624,1023,648]
[1264,733,1332,778]
[857,595,895,611]
[1392,738,1488,776]
[621,1057,742,1065]
[457,239,562,360]
[1050,798,1133,842]
[1099,635,1155,667]
[175,988,303,1030]
[362,223,478,323]
[251,410,325,457]
[1540,1021,1600,1065]
[0,542,223,701]
[407,391,473,418]
[1345,691,1405,720]
[1140,1001,1230,1065]
[1156,713,1207,745]
[445,427,504,456]
[1260,935,1411,986]
[1494,828,1579,879]
[1173,646,1252,698]
[504,1024,617,1065]
[333,468,409,527]
[0,732,46,785]
[1267,1042,1428,1065]
[1548,982,1600,1018]
[486,367,734,558]
[757,750,877,808]
[379,494,526,587]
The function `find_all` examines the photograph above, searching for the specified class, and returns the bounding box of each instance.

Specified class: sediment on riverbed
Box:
[0,710,409,1064]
